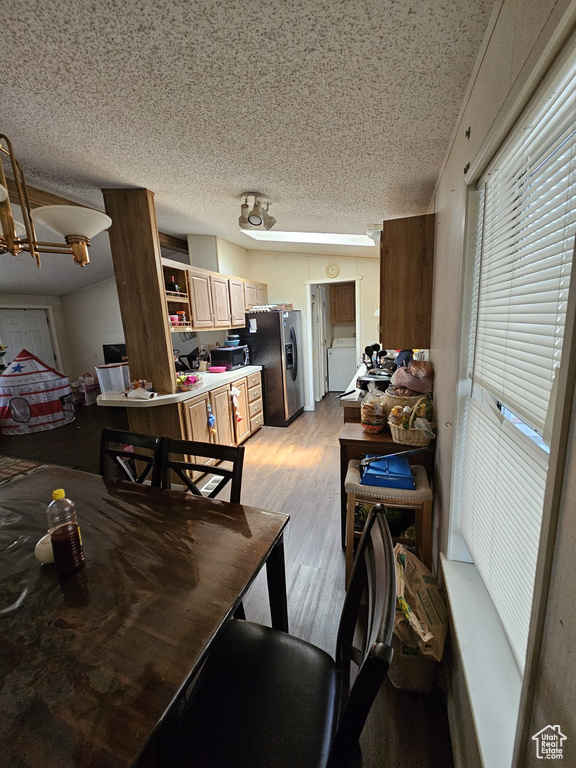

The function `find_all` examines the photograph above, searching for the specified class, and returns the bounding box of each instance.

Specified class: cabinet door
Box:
[231,377,250,443]
[209,384,235,446]
[330,283,355,323]
[379,214,434,349]
[188,270,214,329]
[244,282,257,310]
[229,279,246,327]
[211,275,232,327]
[256,282,268,305]
[182,394,212,470]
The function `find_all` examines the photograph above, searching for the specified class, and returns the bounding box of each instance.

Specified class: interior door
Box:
[0,308,56,367]
[318,286,328,397]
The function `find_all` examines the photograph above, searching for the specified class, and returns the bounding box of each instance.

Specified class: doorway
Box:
[306,278,361,408]
[0,308,57,369]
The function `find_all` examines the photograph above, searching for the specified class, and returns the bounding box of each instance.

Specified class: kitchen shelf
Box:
[165,292,189,302]
[170,323,194,332]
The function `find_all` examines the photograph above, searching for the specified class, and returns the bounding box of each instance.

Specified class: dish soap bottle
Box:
[47,489,85,574]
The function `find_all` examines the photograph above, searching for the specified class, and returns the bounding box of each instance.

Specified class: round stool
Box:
[344,460,433,585]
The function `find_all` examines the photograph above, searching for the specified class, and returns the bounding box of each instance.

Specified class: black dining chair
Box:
[99,428,163,486]
[157,438,245,503]
[160,504,396,768]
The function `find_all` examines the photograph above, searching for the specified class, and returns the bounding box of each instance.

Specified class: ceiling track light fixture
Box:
[0,133,112,267]
[239,192,276,231]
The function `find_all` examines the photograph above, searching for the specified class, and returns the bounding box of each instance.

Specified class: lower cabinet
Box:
[231,377,251,444]
[209,384,235,446]
[180,372,263,451]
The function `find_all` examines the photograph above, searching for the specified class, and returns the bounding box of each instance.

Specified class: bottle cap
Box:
[52,488,65,500]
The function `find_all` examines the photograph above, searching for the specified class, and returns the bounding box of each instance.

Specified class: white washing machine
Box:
[328,338,357,391]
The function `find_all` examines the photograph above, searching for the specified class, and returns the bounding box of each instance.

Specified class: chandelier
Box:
[0,134,112,267]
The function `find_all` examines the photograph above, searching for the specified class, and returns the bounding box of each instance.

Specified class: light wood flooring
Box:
[0,396,454,768]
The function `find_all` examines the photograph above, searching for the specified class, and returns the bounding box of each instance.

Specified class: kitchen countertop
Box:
[97,366,263,408]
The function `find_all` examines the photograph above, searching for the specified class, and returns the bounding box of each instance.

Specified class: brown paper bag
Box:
[393,544,448,662]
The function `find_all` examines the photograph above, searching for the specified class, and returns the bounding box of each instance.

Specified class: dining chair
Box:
[99,428,162,486]
[157,438,245,503]
[160,504,396,768]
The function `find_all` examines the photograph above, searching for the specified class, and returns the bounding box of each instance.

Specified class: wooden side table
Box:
[338,422,434,548]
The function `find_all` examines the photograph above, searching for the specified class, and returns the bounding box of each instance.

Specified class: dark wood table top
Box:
[0,465,289,768]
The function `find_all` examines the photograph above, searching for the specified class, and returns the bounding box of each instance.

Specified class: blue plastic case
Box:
[359,454,415,490]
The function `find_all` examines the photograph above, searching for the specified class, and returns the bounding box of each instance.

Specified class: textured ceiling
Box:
[0,0,495,296]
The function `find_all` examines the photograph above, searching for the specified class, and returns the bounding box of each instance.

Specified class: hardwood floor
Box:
[0,405,128,473]
[0,396,454,768]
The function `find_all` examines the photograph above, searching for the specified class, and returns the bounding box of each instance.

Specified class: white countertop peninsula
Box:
[97,366,263,408]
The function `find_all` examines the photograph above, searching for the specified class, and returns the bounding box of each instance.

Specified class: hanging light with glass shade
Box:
[0,133,112,267]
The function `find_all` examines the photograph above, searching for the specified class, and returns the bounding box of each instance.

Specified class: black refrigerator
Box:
[239,310,305,427]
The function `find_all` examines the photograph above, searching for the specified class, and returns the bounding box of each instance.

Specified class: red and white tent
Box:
[0,349,74,435]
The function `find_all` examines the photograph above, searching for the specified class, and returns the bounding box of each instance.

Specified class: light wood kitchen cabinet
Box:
[188,269,214,328]
[210,274,232,327]
[231,377,250,443]
[256,282,268,305]
[247,372,263,434]
[379,214,434,349]
[244,282,257,310]
[182,393,213,475]
[229,279,246,327]
[330,282,355,323]
[209,384,235,446]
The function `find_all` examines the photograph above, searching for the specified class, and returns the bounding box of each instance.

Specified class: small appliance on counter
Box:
[210,344,249,371]
[356,368,392,393]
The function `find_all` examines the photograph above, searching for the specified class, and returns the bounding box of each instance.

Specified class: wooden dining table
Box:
[0,462,289,768]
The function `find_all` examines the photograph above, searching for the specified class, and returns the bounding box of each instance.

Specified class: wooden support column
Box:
[102,187,176,395]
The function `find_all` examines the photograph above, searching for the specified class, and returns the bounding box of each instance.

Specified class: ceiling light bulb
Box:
[262,205,276,230]
[239,202,250,229]
[366,224,382,243]
[0,184,8,203]
[14,220,26,237]
[248,200,263,226]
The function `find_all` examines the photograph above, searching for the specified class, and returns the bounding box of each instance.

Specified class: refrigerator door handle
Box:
[289,325,298,381]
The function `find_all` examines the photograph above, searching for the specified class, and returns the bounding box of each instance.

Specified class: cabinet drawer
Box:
[247,372,261,389]
[248,383,261,403]
[249,398,262,418]
[250,412,263,432]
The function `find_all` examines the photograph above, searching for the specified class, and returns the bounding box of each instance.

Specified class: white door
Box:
[0,309,56,367]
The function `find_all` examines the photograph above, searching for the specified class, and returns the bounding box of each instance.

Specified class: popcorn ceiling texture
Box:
[0,0,494,295]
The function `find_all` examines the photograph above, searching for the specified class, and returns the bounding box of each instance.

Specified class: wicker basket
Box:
[388,396,432,446]
[383,388,421,419]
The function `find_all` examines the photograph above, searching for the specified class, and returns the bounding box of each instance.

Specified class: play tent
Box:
[0,349,74,435]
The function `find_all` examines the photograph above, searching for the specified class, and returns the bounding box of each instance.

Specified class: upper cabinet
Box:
[330,282,355,324]
[162,258,267,332]
[210,274,232,327]
[188,269,214,329]
[244,281,258,310]
[256,282,268,305]
[229,279,246,327]
[379,214,434,349]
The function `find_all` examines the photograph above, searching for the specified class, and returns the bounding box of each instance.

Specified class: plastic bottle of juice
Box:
[47,489,85,574]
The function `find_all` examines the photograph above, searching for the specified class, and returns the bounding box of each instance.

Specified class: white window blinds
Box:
[473,71,576,434]
[458,53,576,669]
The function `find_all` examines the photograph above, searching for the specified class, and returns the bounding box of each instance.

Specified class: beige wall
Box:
[216,237,249,279]
[247,250,379,406]
[60,278,124,379]
[0,293,71,375]
[431,1,576,766]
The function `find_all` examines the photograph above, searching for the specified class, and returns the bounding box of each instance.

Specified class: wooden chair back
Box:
[99,428,162,486]
[158,438,245,503]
